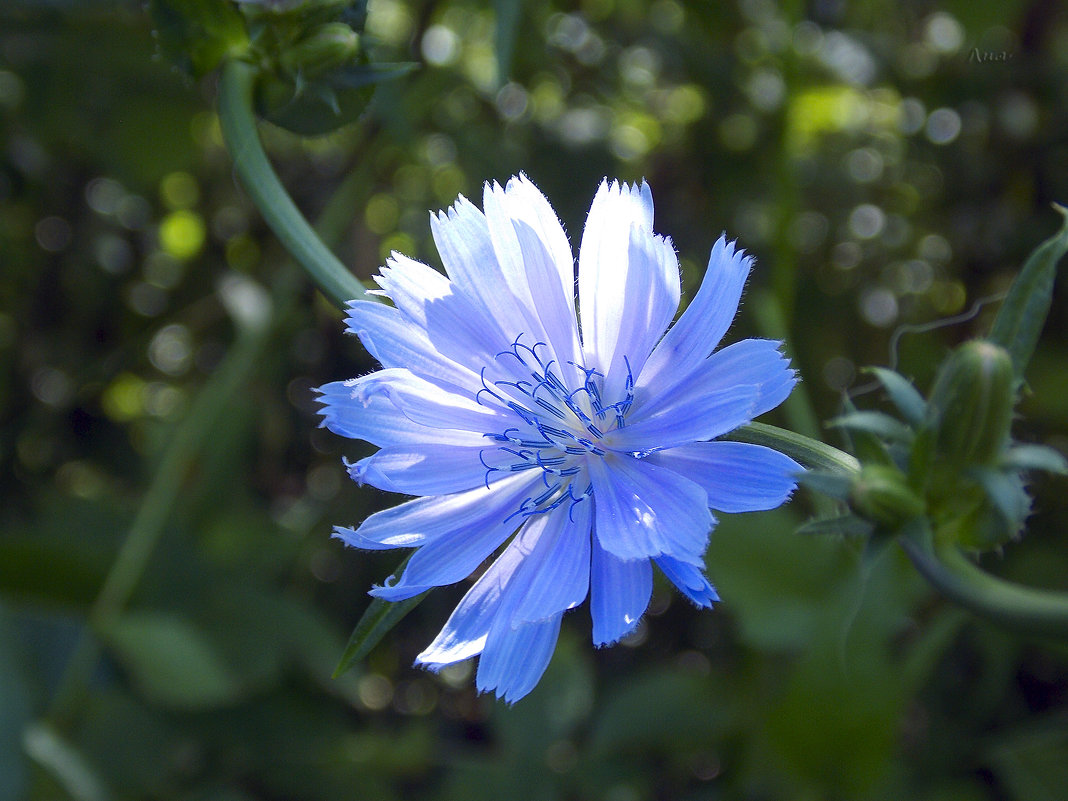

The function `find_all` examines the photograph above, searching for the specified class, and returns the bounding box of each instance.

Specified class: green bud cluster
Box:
[803,339,1064,551]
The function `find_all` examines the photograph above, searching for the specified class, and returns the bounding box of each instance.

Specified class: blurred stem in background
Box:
[42,107,383,736]
[45,291,271,733]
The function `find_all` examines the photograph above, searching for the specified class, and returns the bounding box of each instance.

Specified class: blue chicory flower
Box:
[318,175,800,702]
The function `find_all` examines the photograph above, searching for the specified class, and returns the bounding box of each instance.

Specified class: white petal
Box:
[578,179,662,375]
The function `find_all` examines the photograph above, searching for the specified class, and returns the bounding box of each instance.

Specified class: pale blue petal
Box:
[335,472,532,553]
[497,175,581,355]
[477,613,563,703]
[590,539,651,646]
[370,475,540,600]
[508,501,592,626]
[429,193,523,345]
[647,441,801,513]
[606,383,759,453]
[374,254,506,373]
[415,536,526,669]
[637,235,752,397]
[483,177,583,369]
[654,555,719,608]
[346,439,499,496]
[344,300,478,391]
[630,339,795,423]
[350,368,510,434]
[588,454,712,566]
[598,225,681,403]
[316,380,427,446]
[578,179,662,377]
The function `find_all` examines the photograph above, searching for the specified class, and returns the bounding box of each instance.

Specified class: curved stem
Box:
[217,59,368,310]
[899,536,1068,639]
[726,421,860,474]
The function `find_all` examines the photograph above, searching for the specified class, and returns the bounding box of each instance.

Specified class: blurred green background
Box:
[2,0,1068,799]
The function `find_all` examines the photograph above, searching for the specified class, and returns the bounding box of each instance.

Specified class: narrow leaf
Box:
[826,411,913,444]
[333,553,425,678]
[989,204,1068,379]
[838,396,895,466]
[494,0,523,83]
[864,367,927,426]
[1001,444,1068,475]
[796,514,874,538]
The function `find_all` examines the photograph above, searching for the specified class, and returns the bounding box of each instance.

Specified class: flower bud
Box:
[280,23,360,78]
[849,465,926,529]
[925,340,1014,467]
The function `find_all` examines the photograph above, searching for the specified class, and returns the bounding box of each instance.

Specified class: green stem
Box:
[217,59,367,310]
[899,536,1068,639]
[47,317,268,728]
[726,421,860,474]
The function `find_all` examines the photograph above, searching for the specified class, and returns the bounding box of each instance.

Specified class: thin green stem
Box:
[726,421,860,475]
[217,59,367,310]
[899,536,1068,639]
[47,320,269,728]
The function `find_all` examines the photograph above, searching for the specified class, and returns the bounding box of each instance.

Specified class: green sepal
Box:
[149,0,250,78]
[333,553,426,678]
[836,396,896,467]
[966,467,1031,539]
[1000,444,1068,475]
[989,204,1068,381]
[258,62,416,135]
[849,464,926,529]
[864,367,927,427]
[796,470,854,502]
[795,514,875,538]
[826,410,913,445]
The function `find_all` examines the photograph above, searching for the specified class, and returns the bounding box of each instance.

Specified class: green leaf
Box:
[864,367,927,426]
[493,0,523,83]
[101,611,244,709]
[826,411,914,444]
[989,204,1068,380]
[149,0,249,78]
[796,514,875,538]
[1001,444,1068,475]
[333,553,425,678]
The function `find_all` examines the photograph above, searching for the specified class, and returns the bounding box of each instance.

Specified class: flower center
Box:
[477,336,634,520]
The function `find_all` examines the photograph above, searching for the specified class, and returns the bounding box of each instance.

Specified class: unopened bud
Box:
[925,340,1014,467]
[850,465,925,529]
[280,23,360,78]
